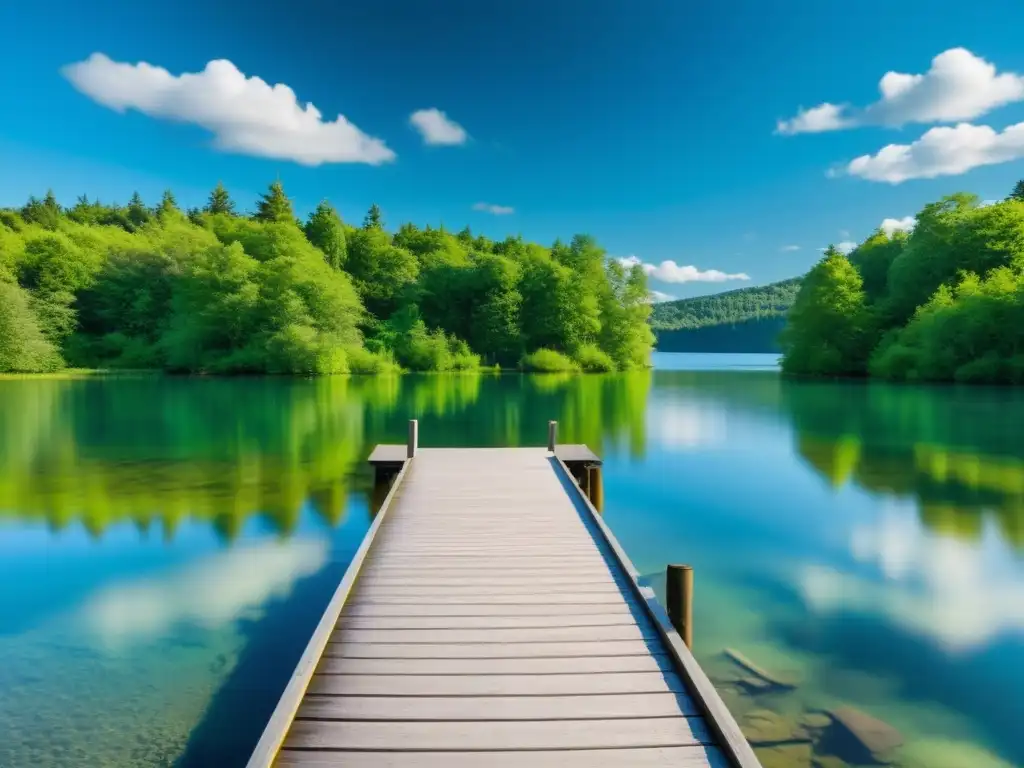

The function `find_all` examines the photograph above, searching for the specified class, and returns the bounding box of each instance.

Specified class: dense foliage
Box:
[0,184,653,374]
[781,185,1024,384]
[649,278,801,330]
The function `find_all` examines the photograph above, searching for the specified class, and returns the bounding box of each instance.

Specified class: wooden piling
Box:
[666,564,694,649]
[588,465,604,512]
[407,419,418,459]
[547,420,558,452]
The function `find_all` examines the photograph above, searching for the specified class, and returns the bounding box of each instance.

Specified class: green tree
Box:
[304,200,347,269]
[363,203,384,230]
[780,246,873,376]
[205,182,235,215]
[21,191,62,230]
[127,192,151,228]
[1009,179,1024,202]
[254,180,295,224]
[0,281,60,372]
[156,189,181,220]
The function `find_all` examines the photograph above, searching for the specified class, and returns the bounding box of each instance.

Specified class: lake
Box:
[1,353,1022,768]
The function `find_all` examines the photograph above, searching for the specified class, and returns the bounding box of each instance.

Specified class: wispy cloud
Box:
[780,245,801,252]
[472,202,514,215]
[409,108,468,145]
[777,48,1024,135]
[62,53,395,166]
[618,255,750,284]
[648,290,677,303]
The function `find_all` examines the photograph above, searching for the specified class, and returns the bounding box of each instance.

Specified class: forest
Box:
[0,183,653,375]
[781,181,1024,384]
[649,277,801,330]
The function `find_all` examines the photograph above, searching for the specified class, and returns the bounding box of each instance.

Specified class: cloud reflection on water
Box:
[799,504,1024,652]
[79,538,329,649]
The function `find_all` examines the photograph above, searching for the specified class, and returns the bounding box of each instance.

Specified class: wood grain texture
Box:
[284,716,711,750]
[257,447,756,768]
[295,691,696,720]
[307,671,686,697]
[315,653,675,675]
[276,746,729,767]
[324,639,662,659]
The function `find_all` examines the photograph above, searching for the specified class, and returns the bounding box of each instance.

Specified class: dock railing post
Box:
[666,564,694,649]
[407,419,418,459]
[547,420,557,453]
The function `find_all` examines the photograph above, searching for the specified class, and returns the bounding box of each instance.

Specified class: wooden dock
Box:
[247,422,761,768]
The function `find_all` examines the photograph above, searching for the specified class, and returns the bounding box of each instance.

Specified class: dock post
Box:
[588,465,604,512]
[547,420,557,452]
[407,419,418,459]
[666,564,694,649]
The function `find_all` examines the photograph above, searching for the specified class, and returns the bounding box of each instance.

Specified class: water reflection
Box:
[79,539,329,649]
[2,365,1024,767]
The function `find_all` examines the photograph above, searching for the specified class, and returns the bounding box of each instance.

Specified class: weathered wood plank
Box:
[338,614,638,630]
[352,589,622,602]
[342,602,635,618]
[355,575,620,587]
[296,691,695,721]
[323,638,662,659]
[315,654,675,676]
[350,594,624,607]
[283,717,710,751]
[333,624,655,644]
[276,746,729,768]
[308,671,685,697]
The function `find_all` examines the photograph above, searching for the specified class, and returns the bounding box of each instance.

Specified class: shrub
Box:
[573,343,616,372]
[521,348,578,372]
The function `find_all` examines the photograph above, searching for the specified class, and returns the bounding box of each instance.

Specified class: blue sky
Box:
[4,0,1024,299]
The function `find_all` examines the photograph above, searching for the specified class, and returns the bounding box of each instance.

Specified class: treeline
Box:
[782,183,1024,384]
[0,183,653,375]
[650,278,801,330]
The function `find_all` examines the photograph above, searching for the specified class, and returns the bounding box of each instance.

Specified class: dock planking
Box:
[247,434,761,768]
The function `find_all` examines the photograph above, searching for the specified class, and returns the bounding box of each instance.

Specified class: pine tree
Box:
[254,180,295,223]
[205,181,235,215]
[363,203,384,230]
[1010,179,1024,202]
[304,200,347,269]
[157,189,179,218]
[127,191,150,227]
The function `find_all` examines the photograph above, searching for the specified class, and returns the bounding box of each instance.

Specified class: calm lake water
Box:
[1,353,1022,767]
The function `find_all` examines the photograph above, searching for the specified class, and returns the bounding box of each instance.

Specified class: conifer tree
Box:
[363,203,384,230]
[254,180,295,223]
[205,181,235,215]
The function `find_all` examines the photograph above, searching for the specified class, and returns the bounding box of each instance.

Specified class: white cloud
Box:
[837,241,856,254]
[780,245,801,252]
[648,396,727,451]
[776,103,851,135]
[842,121,1024,183]
[778,48,1024,135]
[79,539,328,648]
[409,108,468,145]
[648,290,677,303]
[799,507,1024,652]
[472,202,514,215]
[618,255,750,284]
[61,53,395,166]
[881,216,916,236]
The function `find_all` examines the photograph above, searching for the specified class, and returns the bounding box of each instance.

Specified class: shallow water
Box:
[0,356,1021,767]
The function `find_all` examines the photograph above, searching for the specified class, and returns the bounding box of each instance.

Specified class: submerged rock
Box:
[820,705,903,764]
[754,742,814,768]
[724,648,800,690]
[740,708,812,745]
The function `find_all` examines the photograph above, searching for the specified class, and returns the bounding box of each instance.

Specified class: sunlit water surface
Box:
[0,355,1021,767]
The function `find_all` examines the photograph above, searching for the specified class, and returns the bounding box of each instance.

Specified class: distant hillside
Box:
[650,277,802,353]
